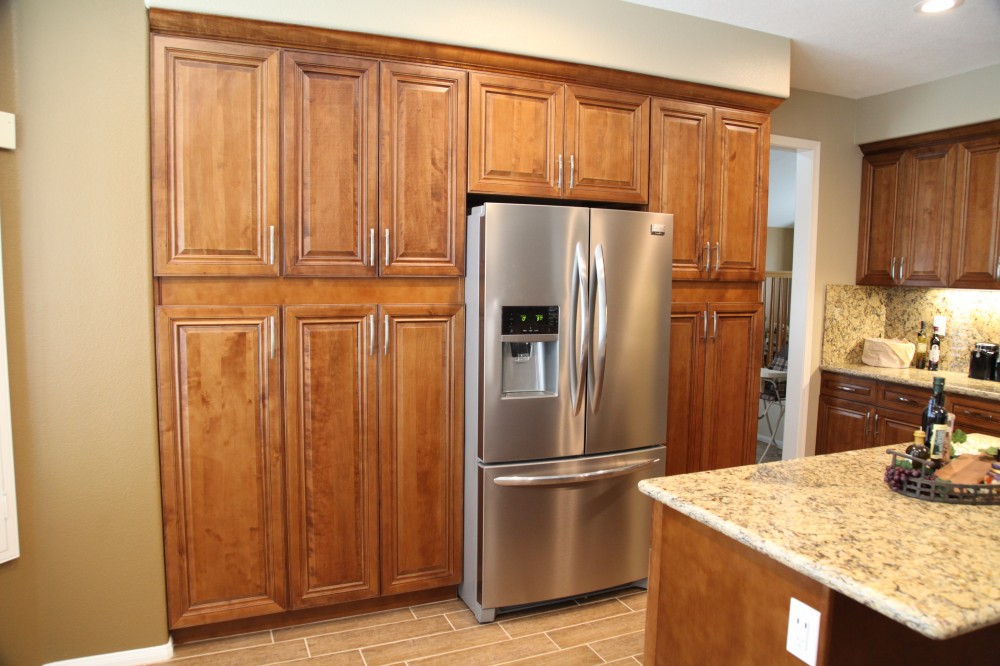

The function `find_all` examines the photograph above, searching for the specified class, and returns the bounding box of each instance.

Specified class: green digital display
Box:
[502,306,559,335]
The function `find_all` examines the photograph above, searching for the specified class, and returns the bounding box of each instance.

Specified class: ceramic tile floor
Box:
[152,588,647,665]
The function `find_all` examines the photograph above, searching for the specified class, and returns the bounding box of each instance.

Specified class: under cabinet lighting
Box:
[916,0,963,13]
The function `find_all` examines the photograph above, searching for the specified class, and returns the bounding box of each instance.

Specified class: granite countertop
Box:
[638,446,1000,640]
[822,362,1000,400]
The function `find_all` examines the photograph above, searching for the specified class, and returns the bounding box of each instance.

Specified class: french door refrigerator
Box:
[460,202,672,622]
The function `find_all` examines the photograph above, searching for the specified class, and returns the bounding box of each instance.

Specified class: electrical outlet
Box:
[786,597,820,665]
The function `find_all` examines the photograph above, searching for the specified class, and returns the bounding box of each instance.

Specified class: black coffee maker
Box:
[969,342,999,380]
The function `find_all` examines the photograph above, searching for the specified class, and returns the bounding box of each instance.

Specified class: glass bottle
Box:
[927,325,941,371]
[922,377,947,461]
[915,320,928,369]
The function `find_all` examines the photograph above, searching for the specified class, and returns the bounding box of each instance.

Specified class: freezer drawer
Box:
[477,447,664,610]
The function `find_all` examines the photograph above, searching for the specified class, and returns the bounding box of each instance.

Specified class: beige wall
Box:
[0,0,167,664]
[148,0,791,98]
[765,227,794,272]
[770,89,862,456]
[856,64,1000,144]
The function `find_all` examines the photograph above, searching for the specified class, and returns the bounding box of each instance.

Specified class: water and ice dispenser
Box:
[500,305,559,397]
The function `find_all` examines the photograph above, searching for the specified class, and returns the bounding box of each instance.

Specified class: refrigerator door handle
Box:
[570,242,590,415]
[493,458,661,487]
[590,243,608,413]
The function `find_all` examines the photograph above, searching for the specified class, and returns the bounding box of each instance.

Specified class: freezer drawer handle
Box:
[493,458,660,487]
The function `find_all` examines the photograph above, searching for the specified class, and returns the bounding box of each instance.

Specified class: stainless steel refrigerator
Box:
[460,202,672,622]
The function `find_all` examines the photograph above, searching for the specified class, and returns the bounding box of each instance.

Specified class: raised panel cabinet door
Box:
[699,303,762,471]
[155,306,285,628]
[857,151,906,286]
[565,85,650,203]
[282,52,379,277]
[815,396,873,455]
[380,62,467,277]
[468,72,565,198]
[873,408,922,449]
[950,137,1000,288]
[379,305,464,595]
[284,306,379,608]
[667,303,707,475]
[898,145,955,287]
[712,109,769,281]
[152,36,280,276]
[650,100,713,280]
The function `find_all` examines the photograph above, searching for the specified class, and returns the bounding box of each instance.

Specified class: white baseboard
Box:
[44,637,172,666]
[756,435,784,450]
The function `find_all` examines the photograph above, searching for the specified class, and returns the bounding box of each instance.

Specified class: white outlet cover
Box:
[0,112,13,150]
[932,315,947,337]
[786,597,821,666]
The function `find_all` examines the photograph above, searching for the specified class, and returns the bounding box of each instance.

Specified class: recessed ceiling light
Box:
[916,0,963,13]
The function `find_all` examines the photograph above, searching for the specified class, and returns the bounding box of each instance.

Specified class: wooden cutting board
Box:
[935,454,995,485]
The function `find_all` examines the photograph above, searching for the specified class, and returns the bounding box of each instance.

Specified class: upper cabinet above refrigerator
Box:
[649,99,769,282]
[468,72,650,204]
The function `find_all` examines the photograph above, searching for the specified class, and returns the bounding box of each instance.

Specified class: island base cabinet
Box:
[644,504,1000,666]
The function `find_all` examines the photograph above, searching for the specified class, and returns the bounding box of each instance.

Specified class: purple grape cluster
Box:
[884,464,920,491]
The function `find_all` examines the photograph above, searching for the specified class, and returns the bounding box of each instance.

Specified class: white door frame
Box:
[771,135,821,460]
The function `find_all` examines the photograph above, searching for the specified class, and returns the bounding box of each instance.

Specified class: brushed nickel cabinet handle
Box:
[712,312,718,340]
[569,154,575,189]
[369,228,375,267]
[899,256,906,283]
[874,413,880,438]
[704,242,711,272]
[557,154,564,190]
[368,314,374,356]
[383,314,389,356]
[714,242,720,272]
[702,310,708,340]
[384,229,390,267]
[961,409,994,421]
[891,257,897,283]
[269,226,275,265]
[995,256,1000,282]
[839,385,857,392]
[865,412,871,436]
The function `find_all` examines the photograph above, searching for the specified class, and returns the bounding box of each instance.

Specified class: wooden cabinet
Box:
[650,100,769,281]
[284,306,380,608]
[152,36,280,277]
[857,120,1000,289]
[159,303,463,627]
[155,306,286,628]
[945,392,1000,438]
[468,72,649,203]
[949,136,1000,288]
[379,63,467,276]
[857,146,953,287]
[815,372,928,455]
[379,305,464,594]
[282,52,379,277]
[667,300,762,474]
[156,38,466,278]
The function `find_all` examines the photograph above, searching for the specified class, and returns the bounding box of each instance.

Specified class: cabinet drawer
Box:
[820,373,876,401]
[877,382,929,415]
[945,393,1000,436]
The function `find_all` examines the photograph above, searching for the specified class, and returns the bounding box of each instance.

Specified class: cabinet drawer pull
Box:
[874,413,880,438]
[896,396,915,404]
[961,409,994,421]
[865,412,871,436]
[838,385,856,392]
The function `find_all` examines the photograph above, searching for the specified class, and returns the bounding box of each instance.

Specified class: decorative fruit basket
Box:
[884,449,1000,506]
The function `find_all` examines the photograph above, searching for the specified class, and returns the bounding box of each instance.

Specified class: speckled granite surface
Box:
[821,363,1000,400]
[639,446,1000,640]
[823,284,1000,373]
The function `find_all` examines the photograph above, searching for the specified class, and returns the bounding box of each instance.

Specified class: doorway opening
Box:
[757,135,820,462]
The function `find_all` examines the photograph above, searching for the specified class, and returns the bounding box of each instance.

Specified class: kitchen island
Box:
[638,446,1000,665]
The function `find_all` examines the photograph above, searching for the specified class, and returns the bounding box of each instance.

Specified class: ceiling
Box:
[624,0,1000,99]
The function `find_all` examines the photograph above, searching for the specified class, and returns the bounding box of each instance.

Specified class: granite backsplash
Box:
[822,285,1000,373]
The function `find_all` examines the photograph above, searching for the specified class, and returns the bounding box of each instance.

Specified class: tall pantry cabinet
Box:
[151,31,465,631]
[650,98,769,475]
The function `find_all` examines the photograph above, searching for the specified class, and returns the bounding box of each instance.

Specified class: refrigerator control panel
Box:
[501,306,559,335]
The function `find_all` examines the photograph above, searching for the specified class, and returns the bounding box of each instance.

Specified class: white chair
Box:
[758,368,787,463]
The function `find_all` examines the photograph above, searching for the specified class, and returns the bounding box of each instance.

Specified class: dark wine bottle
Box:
[922,377,947,460]
[927,325,941,371]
